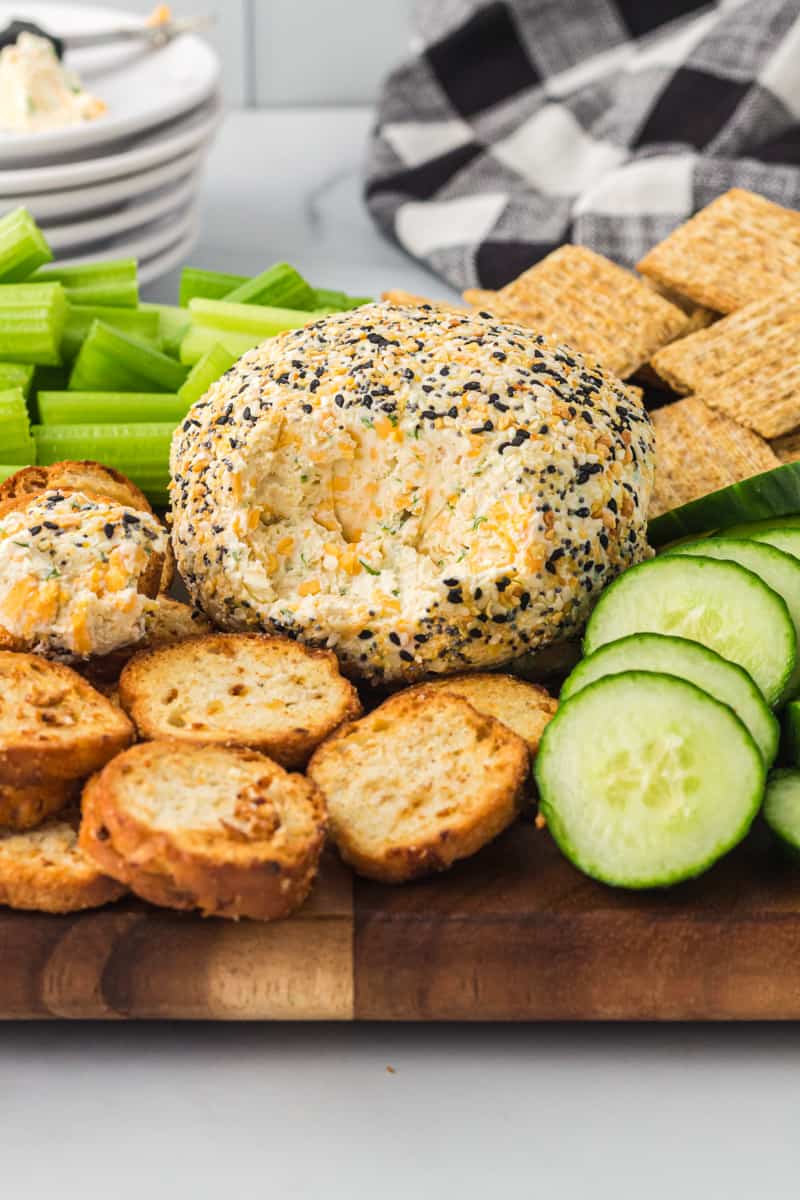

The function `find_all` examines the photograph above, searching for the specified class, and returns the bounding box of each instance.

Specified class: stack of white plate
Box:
[0,3,221,284]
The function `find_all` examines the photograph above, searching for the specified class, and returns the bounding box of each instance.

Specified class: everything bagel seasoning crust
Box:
[170,303,654,682]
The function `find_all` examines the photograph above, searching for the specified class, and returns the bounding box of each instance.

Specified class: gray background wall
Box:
[98,0,417,107]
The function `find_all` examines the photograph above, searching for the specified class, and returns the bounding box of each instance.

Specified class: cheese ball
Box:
[0,490,167,660]
[170,304,654,683]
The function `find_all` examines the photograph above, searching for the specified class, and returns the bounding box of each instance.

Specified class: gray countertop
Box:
[5,109,800,1199]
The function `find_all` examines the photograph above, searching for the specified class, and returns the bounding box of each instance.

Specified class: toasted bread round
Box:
[83,598,215,685]
[0,811,126,913]
[80,740,328,920]
[119,634,362,768]
[0,652,134,785]
[308,688,529,883]
[0,460,173,591]
[404,673,557,757]
[0,460,151,512]
[0,778,79,831]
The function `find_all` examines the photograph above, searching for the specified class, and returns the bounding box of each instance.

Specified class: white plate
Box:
[138,218,199,287]
[0,93,221,194]
[44,172,200,251]
[0,143,207,220]
[55,202,197,266]
[0,3,220,164]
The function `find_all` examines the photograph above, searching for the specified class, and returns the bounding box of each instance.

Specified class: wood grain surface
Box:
[2,819,800,1020]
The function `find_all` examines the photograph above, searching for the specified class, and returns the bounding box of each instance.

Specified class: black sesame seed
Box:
[399,649,414,663]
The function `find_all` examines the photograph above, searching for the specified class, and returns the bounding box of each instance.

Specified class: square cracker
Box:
[461,245,689,379]
[637,188,800,313]
[381,289,468,313]
[648,396,779,518]
[650,288,800,438]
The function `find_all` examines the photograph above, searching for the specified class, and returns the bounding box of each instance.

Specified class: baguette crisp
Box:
[0,811,126,913]
[0,778,79,831]
[0,651,134,786]
[403,673,557,757]
[119,633,362,768]
[308,688,529,883]
[81,740,327,920]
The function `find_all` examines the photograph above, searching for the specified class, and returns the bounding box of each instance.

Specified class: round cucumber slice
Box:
[584,556,795,706]
[667,538,800,701]
[748,527,800,561]
[536,671,764,889]
[784,701,800,766]
[561,633,778,766]
[763,769,800,856]
[647,462,800,547]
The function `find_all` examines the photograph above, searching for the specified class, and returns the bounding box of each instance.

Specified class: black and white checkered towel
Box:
[365,0,800,290]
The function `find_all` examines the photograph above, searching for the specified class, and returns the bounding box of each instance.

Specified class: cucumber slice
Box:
[667,538,800,701]
[784,701,800,766]
[742,527,800,563]
[535,671,764,889]
[648,462,800,547]
[763,770,800,856]
[561,633,778,766]
[584,555,795,706]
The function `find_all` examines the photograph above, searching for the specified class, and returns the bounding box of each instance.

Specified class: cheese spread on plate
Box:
[0,33,106,134]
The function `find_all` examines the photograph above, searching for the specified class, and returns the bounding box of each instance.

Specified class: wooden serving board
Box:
[3,818,800,1020]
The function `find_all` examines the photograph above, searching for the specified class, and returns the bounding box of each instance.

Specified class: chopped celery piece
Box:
[140,302,191,358]
[69,321,188,393]
[0,463,30,483]
[62,304,161,361]
[38,391,186,426]
[32,259,137,307]
[179,325,261,366]
[0,282,67,365]
[188,298,316,336]
[180,267,247,307]
[0,208,52,282]
[178,343,237,408]
[0,362,34,399]
[33,422,176,506]
[225,263,316,310]
[313,287,372,311]
[0,386,33,461]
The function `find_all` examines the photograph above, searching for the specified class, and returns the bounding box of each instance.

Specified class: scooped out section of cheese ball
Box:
[170,303,655,683]
[0,490,167,660]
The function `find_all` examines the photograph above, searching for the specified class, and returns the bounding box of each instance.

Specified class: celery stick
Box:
[32,259,138,307]
[62,304,161,361]
[38,391,187,426]
[69,321,188,393]
[225,263,316,310]
[140,302,191,358]
[313,287,372,311]
[180,267,247,307]
[188,298,316,336]
[0,208,52,282]
[0,386,33,461]
[179,325,260,366]
[33,422,176,506]
[0,362,34,398]
[0,283,67,365]
[178,343,237,408]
